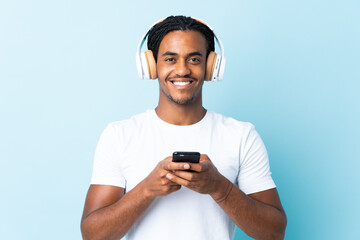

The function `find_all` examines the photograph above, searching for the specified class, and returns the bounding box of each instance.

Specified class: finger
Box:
[172,170,200,181]
[161,156,172,164]
[157,157,172,171]
[200,154,210,162]
[189,162,210,172]
[158,183,182,195]
[163,161,191,171]
[168,184,182,193]
[160,177,181,186]
[166,173,195,188]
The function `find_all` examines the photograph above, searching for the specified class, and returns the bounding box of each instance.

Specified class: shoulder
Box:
[108,110,150,129]
[208,111,255,134]
[102,110,152,140]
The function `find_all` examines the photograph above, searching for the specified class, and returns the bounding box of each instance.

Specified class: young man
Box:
[81,16,287,240]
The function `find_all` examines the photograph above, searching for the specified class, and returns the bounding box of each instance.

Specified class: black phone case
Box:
[172,151,200,163]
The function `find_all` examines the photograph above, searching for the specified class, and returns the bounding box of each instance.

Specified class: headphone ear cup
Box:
[144,50,157,79]
[205,51,217,81]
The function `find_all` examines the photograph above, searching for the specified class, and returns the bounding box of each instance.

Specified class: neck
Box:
[155,94,206,126]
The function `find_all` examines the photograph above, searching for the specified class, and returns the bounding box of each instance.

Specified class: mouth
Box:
[168,78,195,88]
[172,81,192,86]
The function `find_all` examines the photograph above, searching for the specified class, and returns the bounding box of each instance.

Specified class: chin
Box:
[171,97,195,105]
[160,86,201,106]
[168,94,196,105]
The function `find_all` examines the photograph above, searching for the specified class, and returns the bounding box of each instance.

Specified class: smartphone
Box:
[172,151,200,163]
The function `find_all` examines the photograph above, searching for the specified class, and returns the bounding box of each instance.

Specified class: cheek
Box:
[156,62,171,79]
[194,64,206,78]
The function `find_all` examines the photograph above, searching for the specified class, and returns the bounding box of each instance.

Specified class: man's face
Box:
[156,30,207,105]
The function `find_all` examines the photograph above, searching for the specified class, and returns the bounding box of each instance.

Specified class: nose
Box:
[175,59,190,76]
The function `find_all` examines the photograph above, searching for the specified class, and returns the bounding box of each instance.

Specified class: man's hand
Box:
[164,154,228,199]
[141,156,195,198]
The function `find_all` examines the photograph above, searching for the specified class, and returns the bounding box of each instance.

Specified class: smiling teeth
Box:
[173,81,191,86]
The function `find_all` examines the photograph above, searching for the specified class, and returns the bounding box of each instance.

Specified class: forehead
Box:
[157,30,207,55]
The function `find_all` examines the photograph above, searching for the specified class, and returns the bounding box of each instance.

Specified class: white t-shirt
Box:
[91,109,276,240]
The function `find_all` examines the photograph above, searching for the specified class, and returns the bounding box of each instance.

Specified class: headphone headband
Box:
[136,17,225,81]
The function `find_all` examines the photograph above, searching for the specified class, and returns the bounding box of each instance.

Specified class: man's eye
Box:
[189,58,200,63]
[165,58,175,62]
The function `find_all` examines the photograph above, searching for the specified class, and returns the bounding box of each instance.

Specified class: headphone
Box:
[136,17,225,81]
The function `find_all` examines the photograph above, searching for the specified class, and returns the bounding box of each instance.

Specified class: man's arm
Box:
[214,179,286,240]
[80,157,190,240]
[81,183,151,240]
[167,155,287,240]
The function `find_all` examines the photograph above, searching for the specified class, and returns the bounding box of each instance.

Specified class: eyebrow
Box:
[161,51,177,57]
[188,51,203,57]
[161,51,203,57]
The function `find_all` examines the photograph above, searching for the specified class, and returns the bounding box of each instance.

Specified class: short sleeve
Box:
[90,123,126,188]
[238,125,276,194]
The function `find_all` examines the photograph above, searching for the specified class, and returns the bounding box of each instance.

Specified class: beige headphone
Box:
[136,17,225,81]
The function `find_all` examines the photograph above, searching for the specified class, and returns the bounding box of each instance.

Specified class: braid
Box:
[147,16,215,62]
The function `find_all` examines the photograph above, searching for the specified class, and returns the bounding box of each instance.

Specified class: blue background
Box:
[1,0,359,239]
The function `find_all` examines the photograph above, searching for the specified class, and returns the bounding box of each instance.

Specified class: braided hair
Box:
[147,16,215,62]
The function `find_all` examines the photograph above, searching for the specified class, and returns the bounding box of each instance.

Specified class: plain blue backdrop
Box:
[1,0,359,239]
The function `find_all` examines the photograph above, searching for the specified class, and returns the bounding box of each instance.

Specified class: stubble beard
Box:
[160,86,197,105]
